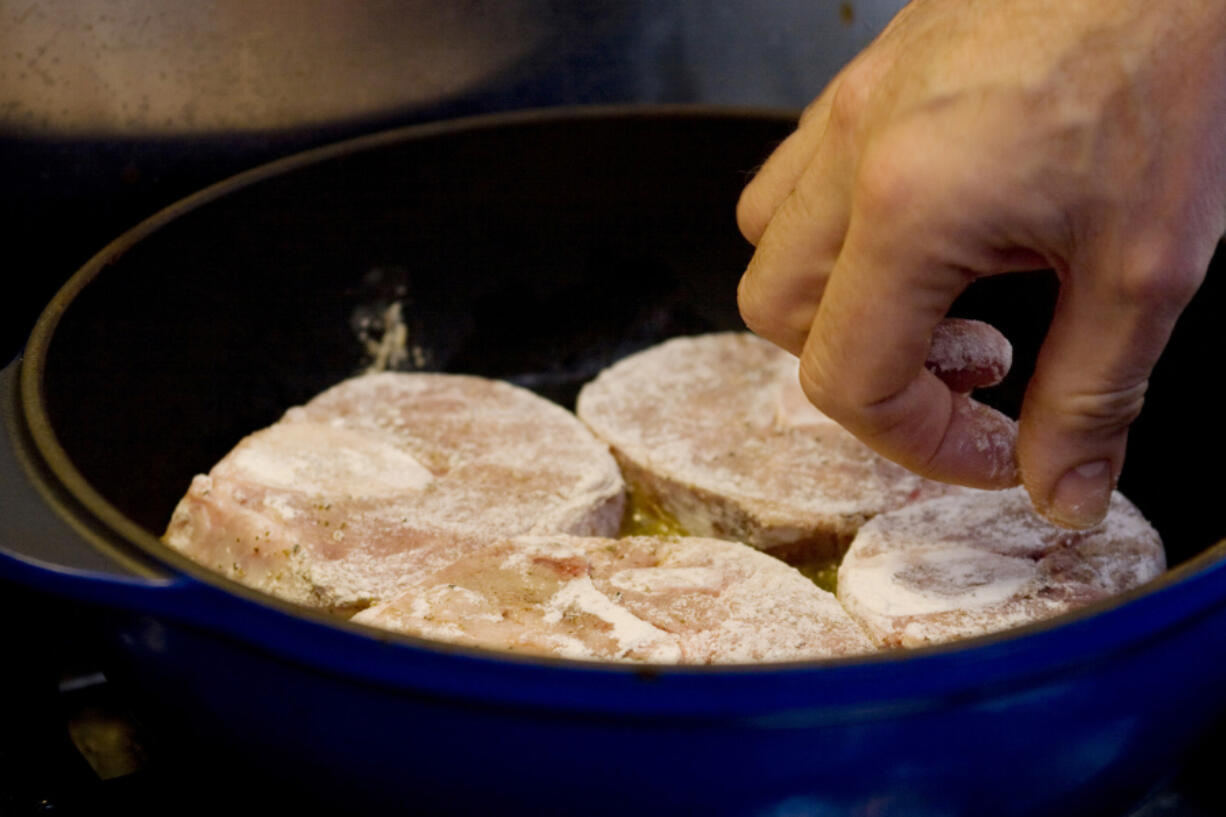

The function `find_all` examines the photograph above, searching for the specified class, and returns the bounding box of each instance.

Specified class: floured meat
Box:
[836,487,1165,648]
[575,332,969,562]
[163,372,625,613]
[353,534,875,663]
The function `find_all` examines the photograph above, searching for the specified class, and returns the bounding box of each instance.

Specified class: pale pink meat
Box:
[836,487,1165,648]
[163,372,625,613]
[575,333,966,561]
[353,534,875,663]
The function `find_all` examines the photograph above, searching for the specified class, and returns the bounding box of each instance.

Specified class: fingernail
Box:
[1047,460,1112,528]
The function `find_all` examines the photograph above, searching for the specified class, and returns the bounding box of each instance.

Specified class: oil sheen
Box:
[618,488,838,592]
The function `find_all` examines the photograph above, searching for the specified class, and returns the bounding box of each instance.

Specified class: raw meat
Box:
[575,333,967,562]
[836,487,1165,648]
[353,533,875,663]
[163,372,625,613]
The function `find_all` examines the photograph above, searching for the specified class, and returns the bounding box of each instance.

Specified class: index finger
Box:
[796,192,1020,491]
[737,80,840,246]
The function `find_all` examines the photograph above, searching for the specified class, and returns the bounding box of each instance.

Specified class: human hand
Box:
[737,0,1226,528]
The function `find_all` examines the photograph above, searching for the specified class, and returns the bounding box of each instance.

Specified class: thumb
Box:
[1018,237,1207,528]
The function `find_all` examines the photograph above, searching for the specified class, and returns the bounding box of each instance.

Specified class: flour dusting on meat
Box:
[354,534,875,663]
[163,372,625,613]
[837,487,1164,648]
[576,333,965,561]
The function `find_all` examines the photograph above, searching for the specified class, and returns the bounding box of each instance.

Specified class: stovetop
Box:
[0,585,319,816]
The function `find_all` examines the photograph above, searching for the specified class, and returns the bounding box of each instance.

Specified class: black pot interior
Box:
[34,108,1225,570]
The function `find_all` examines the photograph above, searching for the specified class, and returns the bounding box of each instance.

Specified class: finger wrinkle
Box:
[1025,380,1148,433]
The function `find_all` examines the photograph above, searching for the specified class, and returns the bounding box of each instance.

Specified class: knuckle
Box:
[851,124,943,226]
[798,349,891,432]
[796,355,842,419]
[1117,236,1207,312]
[828,66,874,134]
[737,272,789,344]
[736,184,771,244]
[798,96,826,128]
[737,280,810,356]
[854,149,916,223]
[736,273,767,329]
[801,360,948,478]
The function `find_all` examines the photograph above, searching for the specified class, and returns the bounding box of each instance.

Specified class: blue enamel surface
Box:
[8,464,1226,814]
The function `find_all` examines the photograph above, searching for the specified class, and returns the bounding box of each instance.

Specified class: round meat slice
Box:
[575,332,974,562]
[352,534,876,663]
[163,372,625,614]
[836,487,1165,648]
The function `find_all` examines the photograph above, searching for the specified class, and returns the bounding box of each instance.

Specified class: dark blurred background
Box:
[1,0,905,362]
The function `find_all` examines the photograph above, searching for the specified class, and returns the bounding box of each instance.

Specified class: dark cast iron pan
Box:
[4,106,1226,816]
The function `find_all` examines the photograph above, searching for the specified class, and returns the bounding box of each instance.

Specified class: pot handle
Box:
[1,355,203,613]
